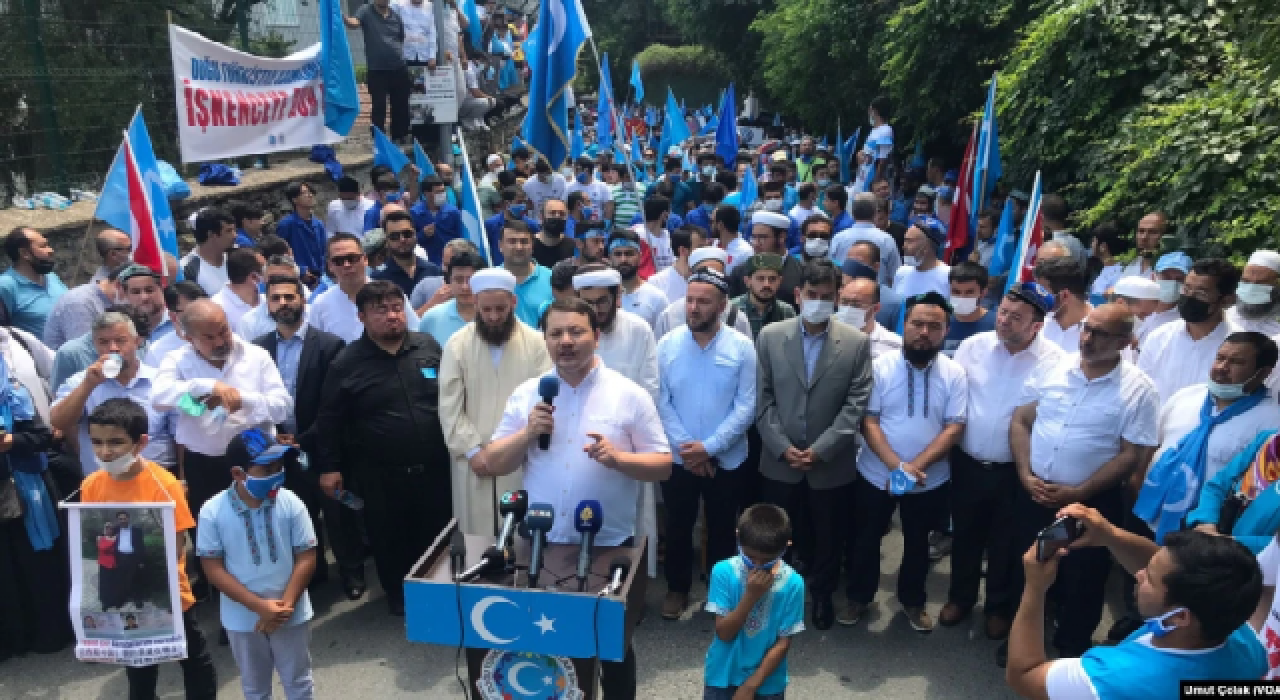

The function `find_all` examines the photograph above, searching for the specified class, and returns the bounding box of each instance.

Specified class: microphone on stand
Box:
[524,503,555,589]
[450,529,467,581]
[459,545,509,583]
[574,500,603,592]
[536,375,560,450]
[495,489,529,551]
[603,556,631,596]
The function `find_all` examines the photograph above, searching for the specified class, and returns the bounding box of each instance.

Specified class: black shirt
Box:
[372,255,441,298]
[315,331,448,473]
[532,235,577,269]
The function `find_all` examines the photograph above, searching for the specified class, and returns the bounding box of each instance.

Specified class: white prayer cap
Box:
[1113,276,1161,301]
[752,211,791,230]
[469,268,517,295]
[486,154,504,168]
[1247,250,1280,273]
[572,268,622,290]
[688,246,728,270]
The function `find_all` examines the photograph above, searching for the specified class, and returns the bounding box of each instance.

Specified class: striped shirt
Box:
[610,183,642,231]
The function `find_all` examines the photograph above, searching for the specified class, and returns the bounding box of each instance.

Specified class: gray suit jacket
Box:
[755,317,873,489]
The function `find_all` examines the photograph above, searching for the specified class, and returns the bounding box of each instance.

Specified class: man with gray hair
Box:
[88,228,134,283]
[43,262,127,350]
[830,192,902,286]
[51,310,178,475]
[153,299,292,596]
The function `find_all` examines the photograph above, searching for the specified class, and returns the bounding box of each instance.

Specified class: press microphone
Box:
[604,556,631,596]
[574,500,603,592]
[495,489,529,551]
[524,503,555,589]
[537,375,560,450]
[450,529,467,581]
[459,545,508,583]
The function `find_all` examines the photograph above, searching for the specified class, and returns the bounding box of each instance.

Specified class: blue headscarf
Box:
[0,353,58,550]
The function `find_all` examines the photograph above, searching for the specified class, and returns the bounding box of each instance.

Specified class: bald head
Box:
[1037,240,1071,262]
[180,299,226,333]
[96,228,133,270]
[182,300,234,364]
[1091,303,1135,336]
[1079,302,1135,363]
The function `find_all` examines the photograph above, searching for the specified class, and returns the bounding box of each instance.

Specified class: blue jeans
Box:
[703,687,785,700]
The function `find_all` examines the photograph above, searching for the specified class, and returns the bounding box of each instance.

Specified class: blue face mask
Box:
[576,172,590,185]
[582,207,595,220]
[667,173,681,183]
[738,545,784,573]
[243,469,286,501]
[701,203,715,213]
[1142,607,1186,638]
[385,191,401,203]
[509,203,527,217]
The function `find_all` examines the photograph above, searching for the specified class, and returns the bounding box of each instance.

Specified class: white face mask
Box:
[836,306,867,328]
[800,299,834,324]
[1158,279,1182,303]
[96,451,137,476]
[904,255,920,268]
[701,165,716,178]
[804,238,830,258]
[433,193,448,207]
[951,297,979,315]
[1236,282,1274,305]
[763,199,783,212]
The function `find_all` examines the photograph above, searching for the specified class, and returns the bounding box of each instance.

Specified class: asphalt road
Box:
[1,525,1119,699]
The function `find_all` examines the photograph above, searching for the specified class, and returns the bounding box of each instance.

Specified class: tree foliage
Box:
[654,0,774,90]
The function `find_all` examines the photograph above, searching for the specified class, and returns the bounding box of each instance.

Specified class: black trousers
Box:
[599,646,637,700]
[848,474,950,607]
[125,609,217,700]
[947,448,1018,614]
[741,428,764,509]
[366,68,412,140]
[763,477,854,599]
[285,462,363,578]
[361,463,452,607]
[661,462,745,595]
[1008,484,1124,655]
[183,451,233,590]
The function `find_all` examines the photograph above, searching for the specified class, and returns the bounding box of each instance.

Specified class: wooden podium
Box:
[404,519,647,700]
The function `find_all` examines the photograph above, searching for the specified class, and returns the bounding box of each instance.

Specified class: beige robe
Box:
[440,322,552,536]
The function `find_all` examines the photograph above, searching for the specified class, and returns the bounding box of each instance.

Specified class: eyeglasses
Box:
[386,231,413,242]
[104,246,132,255]
[331,253,364,267]
[1080,323,1125,341]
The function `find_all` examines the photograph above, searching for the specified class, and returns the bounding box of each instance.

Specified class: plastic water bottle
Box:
[296,451,310,471]
[102,353,123,379]
[335,489,365,510]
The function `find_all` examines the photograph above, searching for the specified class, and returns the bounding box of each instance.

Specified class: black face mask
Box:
[543,218,566,237]
[31,258,55,275]
[1178,295,1213,323]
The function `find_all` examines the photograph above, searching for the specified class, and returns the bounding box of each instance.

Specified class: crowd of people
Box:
[3,92,1280,700]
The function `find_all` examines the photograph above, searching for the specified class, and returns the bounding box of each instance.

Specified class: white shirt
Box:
[210,286,259,332]
[144,330,188,368]
[788,204,822,228]
[393,0,437,61]
[1021,356,1160,486]
[180,251,228,296]
[116,526,134,553]
[646,266,688,304]
[1136,307,1180,345]
[151,338,292,457]
[1154,384,1280,483]
[308,283,420,344]
[565,179,612,212]
[1091,264,1125,297]
[635,226,674,273]
[1139,318,1237,403]
[653,298,753,340]
[597,310,659,401]
[868,322,902,359]
[1227,306,1280,336]
[1119,257,1155,280]
[522,175,568,221]
[325,198,375,238]
[859,351,968,491]
[1039,306,1093,354]
[620,283,669,330]
[718,237,754,270]
[893,263,951,299]
[492,363,670,546]
[956,332,1065,463]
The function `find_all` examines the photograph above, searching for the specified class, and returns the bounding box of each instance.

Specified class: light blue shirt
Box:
[196,486,317,633]
[0,267,68,337]
[703,557,805,695]
[149,317,175,342]
[829,221,902,288]
[275,325,307,434]
[55,362,179,474]
[801,324,828,383]
[656,325,757,469]
[418,299,469,347]
[51,332,97,395]
[511,264,554,328]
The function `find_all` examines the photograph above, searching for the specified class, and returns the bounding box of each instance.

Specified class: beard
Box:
[903,342,940,367]
[1237,298,1280,320]
[269,304,303,326]
[371,325,406,345]
[615,262,638,281]
[749,289,776,305]
[476,313,516,346]
[688,312,718,334]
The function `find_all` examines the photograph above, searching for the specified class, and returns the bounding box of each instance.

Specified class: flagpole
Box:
[586,36,639,188]
[974,72,997,218]
[454,125,494,266]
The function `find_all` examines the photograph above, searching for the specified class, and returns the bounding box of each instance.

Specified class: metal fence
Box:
[0,0,330,202]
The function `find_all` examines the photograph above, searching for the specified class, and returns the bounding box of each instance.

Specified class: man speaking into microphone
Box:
[481,297,672,700]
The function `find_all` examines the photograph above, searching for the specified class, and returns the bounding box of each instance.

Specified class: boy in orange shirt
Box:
[80,398,217,699]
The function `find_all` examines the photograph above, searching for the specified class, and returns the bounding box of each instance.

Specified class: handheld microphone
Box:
[537,375,560,450]
[495,490,529,550]
[450,529,467,581]
[459,545,508,583]
[574,500,603,592]
[604,556,631,596]
[524,503,555,589]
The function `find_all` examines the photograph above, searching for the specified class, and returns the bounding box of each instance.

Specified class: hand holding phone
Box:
[1035,516,1081,562]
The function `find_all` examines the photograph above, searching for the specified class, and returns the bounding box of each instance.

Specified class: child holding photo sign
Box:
[80,398,217,698]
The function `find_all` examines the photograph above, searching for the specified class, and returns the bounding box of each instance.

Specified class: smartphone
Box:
[1035,516,1081,562]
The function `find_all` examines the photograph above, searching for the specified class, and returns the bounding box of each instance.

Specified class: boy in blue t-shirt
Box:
[704,504,805,699]
[943,261,997,357]
[197,428,318,699]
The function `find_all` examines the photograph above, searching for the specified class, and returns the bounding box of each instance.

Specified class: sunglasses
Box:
[386,231,413,242]
[331,253,364,267]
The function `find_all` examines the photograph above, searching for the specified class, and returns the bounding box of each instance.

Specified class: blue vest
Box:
[1080,625,1266,700]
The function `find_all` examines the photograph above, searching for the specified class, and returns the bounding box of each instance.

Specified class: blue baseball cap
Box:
[943,169,958,184]
[1155,252,1192,274]
[1008,281,1056,316]
[226,428,299,468]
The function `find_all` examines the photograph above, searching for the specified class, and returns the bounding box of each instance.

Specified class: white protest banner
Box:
[169,25,341,163]
[67,503,187,667]
[410,66,459,125]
